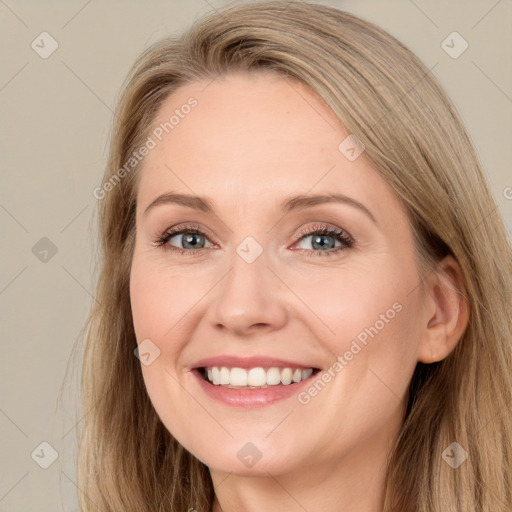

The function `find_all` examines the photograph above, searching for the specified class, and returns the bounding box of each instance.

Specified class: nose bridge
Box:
[209,235,288,335]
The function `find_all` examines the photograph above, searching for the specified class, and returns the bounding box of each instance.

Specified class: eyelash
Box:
[153,223,354,257]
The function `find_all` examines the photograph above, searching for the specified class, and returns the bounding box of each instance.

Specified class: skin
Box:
[129,71,468,512]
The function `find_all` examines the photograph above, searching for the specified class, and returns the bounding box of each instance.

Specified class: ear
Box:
[417,255,469,364]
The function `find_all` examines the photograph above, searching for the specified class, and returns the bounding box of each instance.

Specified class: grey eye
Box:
[169,232,212,250]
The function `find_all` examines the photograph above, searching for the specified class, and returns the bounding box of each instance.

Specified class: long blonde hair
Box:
[75,1,512,510]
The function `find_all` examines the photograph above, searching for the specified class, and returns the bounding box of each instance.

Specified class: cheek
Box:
[293,259,417,344]
[129,258,191,416]
[295,255,422,395]
[130,260,202,449]
[130,273,168,341]
[130,256,193,347]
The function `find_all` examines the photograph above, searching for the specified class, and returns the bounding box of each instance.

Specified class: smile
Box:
[200,366,318,388]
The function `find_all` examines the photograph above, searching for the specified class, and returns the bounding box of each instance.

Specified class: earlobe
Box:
[417,255,469,364]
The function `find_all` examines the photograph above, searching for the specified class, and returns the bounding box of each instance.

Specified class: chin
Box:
[184,437,302,477]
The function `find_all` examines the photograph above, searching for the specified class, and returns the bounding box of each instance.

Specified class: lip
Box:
[190,364,321,408]
[190,355,319,370]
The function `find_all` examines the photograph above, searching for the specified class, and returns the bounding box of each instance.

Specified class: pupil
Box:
[312,234,334,250]
[183,233,204,249]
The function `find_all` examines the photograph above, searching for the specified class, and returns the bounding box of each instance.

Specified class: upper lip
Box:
[190,355,319,370]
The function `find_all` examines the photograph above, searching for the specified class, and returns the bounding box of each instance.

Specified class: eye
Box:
[153,223,215,255]
[292,224,354,257]
[153,222,354,257]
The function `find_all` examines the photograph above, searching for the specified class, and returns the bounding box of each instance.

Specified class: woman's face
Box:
[130,71,429,477]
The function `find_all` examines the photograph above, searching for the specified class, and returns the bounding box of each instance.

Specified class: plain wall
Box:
[1,1,510,510]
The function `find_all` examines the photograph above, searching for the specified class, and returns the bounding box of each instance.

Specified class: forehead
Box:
[136,72,402,221]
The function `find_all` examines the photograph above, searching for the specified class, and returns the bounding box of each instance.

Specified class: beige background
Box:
[1,1,510,510]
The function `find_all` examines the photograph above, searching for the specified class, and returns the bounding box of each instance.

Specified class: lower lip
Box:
[192,369,317,407]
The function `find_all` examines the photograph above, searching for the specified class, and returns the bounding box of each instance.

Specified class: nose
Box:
[208,248,289,337]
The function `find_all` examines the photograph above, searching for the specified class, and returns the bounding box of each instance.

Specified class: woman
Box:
[77,1,512,511]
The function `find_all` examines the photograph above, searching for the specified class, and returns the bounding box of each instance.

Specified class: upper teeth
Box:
[205,366,313,387]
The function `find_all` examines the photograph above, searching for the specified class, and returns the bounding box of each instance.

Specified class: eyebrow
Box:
[143,191,377,224]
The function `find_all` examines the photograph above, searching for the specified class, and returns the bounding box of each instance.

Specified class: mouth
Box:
[197,366,321,389]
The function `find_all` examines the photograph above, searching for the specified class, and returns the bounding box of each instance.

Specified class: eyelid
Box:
[294,222,354,242]
[161,222,218,243]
